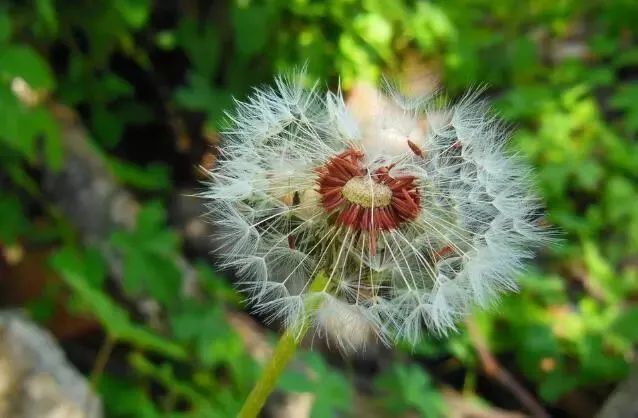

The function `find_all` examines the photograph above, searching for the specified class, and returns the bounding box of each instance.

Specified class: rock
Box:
[0,311,102,418]
[597,360,638,418]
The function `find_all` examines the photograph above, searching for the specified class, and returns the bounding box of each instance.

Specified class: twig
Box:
[90,334,116,387]
[466,318,550,418]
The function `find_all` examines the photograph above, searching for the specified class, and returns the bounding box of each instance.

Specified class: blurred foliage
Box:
[279,352,353,418]
[374,363,446,417]
[1,0,638,417]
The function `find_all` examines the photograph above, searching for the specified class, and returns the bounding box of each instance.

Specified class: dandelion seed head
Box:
[203,72,550,350]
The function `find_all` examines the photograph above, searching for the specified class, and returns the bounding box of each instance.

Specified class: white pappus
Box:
[202,73,549,351]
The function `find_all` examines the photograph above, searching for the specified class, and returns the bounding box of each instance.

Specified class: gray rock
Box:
[597,359,638,418]
[0,311,102,418]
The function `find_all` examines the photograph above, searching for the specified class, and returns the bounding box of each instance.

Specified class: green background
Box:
[1,1,637,417]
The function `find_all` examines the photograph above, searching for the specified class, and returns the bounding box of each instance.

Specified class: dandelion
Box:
[203,73,548,417]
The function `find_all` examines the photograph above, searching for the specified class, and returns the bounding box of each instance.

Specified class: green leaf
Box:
[48,246,107,288]
[364,0,408,21]
[337,32,379,84]
[107,158,171,191]
[611,307,638,342]
[510,37,540,81]
[353,13,393,60]
[0,195,29,243]
[176,18,220,76]
[50,246,187,360]
[154,30,176,50]
[610,82,638,134]
[115,0,151,29]
[128,353,218,411]
[99,375,162,418]
[91,105,125,148]
[174,73,232,127]
[174,73,219,111]
[515,325,560,379]
[0,86,62,168]
[231,4,274,58]
[279,352,352,418]
[30,105,63,169]
[0,12,12,43]
[277,368,315,393]
[26,281,60,322]
[539,368,582,402]
[91,102,153,148]
[170,303,245,367]
[195,261,242,305]
[99,74,134,100]
[375,363,445,418]
[0,45,54,90]
[0,85,36,157]
[110,202,182,305]
[35,0,59,34]
[410,2,455,53]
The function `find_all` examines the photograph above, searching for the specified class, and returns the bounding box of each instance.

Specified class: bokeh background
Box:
[1,1,638,417]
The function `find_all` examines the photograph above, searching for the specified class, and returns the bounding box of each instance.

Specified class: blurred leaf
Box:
[154,30,176,50]
[375,363,445,418]
[98,74,135,100]
[90,105,125,148]
[170,303,244,367]
[0,194,29,243]
[35,0,58,34]
[100,375,161,418]
[129,353,241,416]
[0,86,62,168]
[195,261,242,305]
[50,246,187,359]
[110,202,182,305]
[108,158,172,191]
[279,352,352,418]
[278,368,315,393]
[510,37,540,82]
[338,32,379,84]
[176,18,220,76]
[27,281,60,322]
[410,2,455,53]
[175,73,219,110]
[515,325,560,380]
[496,85,554,121]
[0,45,54,90]
[583,240,619,302]
[114,0,151,29]
[611,307,638,342]
[539,369,582,402]
[30,105,63,168]
[49,245,107,288]
[231,3,275,58]
[0,12,11,43]
[91,101,153,148]
[610,82,638,134]
[364,0,407,21]
[175,73,233,128]
[353,13,392,60]
[0,86,33,155]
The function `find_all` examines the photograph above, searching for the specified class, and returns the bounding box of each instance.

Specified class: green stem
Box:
[237,272,328,418]
[237,329,300,418]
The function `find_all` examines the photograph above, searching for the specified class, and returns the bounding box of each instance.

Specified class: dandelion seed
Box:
[203,72,549,351]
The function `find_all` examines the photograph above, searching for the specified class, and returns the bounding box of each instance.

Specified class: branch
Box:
[466,318,550,418]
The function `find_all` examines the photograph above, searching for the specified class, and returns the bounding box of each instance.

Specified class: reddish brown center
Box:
[316,148,421,253]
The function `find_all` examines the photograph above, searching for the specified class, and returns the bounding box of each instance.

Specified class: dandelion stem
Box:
[237,272,328,418]
[237,328,299,418]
